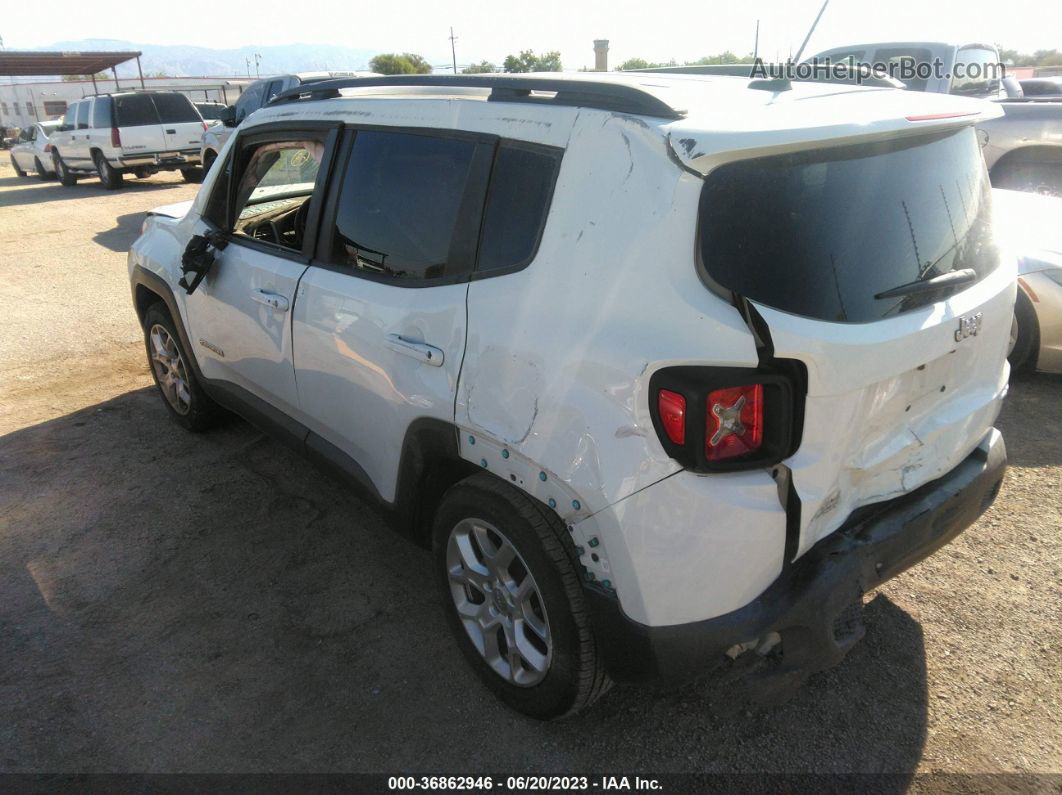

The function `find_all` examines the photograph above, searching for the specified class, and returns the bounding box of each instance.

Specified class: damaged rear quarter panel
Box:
[456,109,760,518]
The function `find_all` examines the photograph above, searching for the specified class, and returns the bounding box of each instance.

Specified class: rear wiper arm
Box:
[874,268,977,300]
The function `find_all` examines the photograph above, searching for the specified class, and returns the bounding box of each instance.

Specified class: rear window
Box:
[698,128,997,323]
[152,93,200,123]
[114,94,160,127]
[475,142,561,274]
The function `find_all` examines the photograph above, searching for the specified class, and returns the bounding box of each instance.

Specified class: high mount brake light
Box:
[706,384,763,461]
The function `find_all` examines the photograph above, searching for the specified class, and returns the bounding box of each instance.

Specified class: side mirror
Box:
[219,105,237,127]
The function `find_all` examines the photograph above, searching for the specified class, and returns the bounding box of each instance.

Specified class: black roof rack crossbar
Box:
[269,75,686,119]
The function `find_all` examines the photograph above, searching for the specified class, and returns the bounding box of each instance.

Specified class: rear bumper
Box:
[117,149,200,169]
[587,427,1006,684]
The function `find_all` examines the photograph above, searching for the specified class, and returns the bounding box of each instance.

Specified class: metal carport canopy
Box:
[0,51,143,77]
[0,50,147,93]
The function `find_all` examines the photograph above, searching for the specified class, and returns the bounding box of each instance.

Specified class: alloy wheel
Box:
[149,324,192,415]
[446,518,552,686]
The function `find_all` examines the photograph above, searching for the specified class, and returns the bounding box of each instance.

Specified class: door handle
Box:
[251,288,289,312]
[165,128,177,134]
[386,334,444,367]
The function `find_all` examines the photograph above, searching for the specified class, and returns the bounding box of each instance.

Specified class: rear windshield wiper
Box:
[874,268,978,300]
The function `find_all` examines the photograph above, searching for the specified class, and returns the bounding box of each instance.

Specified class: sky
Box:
[3,0,1060,71]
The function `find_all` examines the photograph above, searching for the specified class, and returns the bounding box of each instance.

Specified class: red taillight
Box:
[111,127,121,148]
[705,384,763,461]
[202,122,208,132]
[44,143,52,153]
[657,389,686,445]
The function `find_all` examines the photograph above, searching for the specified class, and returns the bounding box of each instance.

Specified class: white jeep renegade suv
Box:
[128,73,1012,718]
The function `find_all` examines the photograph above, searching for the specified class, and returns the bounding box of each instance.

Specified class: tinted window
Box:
[698,128,997,323]
[873,47,933,92]
[152,93,199,123]
[477,143,561,273]
[234,81,266,123]
[332,131,477,280]
[75,101,90,129]
[264,79,286,104]
[91,96,112,128]
[196,103,225,120]
[114,94,160,127]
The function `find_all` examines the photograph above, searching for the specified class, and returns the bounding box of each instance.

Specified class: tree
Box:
[618,58,652,71]
[690,51,755,65]
[63,72,107,82]
[462,61,497,74]
[369,53,433,75]
[502,50,562,73]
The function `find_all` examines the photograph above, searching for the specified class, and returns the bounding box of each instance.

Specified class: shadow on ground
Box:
[1,384,934,777]
[94,211,154,253]
[0,173,185,209]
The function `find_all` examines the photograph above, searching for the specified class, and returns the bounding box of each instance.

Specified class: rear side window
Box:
[331,131,478,281]
[75,101,90,129]
[476,143,561,274]
[91,97,112,129]
[698,127,997,323]
[114,94,160,127]
[152,93,200,123]
[234,81,266,124]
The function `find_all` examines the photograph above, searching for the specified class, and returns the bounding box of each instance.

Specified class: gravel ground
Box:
[0,160,1059,778]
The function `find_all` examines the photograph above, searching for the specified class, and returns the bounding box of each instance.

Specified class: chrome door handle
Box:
[251,288,289,312]
[386,334,444,367]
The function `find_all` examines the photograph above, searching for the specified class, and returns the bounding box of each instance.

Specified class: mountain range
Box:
[37,39,393,78]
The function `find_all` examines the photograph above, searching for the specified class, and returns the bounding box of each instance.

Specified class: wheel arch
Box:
[991,145,1062,176]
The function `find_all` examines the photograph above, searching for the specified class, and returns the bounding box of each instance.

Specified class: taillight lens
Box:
[44,143,52,152]
[657,389,686,445]
[705,384,763,461]
[111,127,121,148]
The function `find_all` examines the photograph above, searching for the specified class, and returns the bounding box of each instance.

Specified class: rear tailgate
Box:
[683,89,1013,558]
[152,94,205,155]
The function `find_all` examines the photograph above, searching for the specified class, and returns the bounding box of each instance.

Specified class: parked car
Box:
[48,92,207,189]
[810,42,1062,194]
[199,71,376,175]
[8,120,60,179]
[194,101,227,124]
[1020,77,1062,98]
[130,73,1011,718]
[994,188,1062,373]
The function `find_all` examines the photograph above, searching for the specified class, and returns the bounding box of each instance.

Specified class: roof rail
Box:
[269,75,686,119]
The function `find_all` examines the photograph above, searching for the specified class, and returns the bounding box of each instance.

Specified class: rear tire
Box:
[33,156,51,180]
[52,151,77,187]
[202,150,217,174]
[95,152,124,190]
[142,303,220,432]
[10,155,26,177]
[1008,288,1039,372]
[181,167,204,183]
[433,473,611,719]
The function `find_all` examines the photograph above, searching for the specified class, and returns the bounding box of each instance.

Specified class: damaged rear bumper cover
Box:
[587,428,1007,685]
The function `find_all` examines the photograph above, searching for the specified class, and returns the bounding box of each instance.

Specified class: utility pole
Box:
[254,53,262,78]
[449,27,458,74]
[753,20,760,61]
[246,57,252,78]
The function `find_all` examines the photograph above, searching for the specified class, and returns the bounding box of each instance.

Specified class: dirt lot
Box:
[1,160,1059,779]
